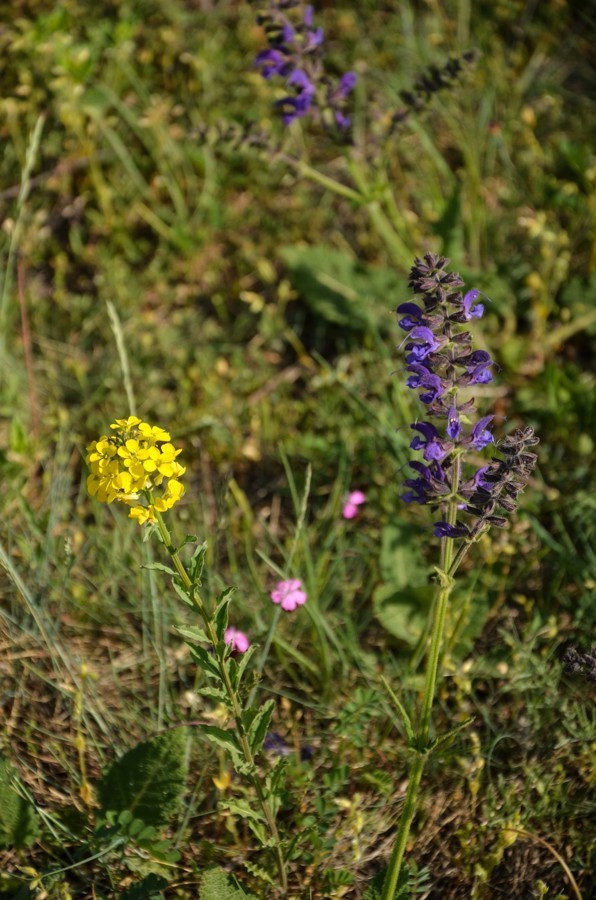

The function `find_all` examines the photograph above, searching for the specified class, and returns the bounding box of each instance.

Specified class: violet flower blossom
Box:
[254,1,356,132]
[399,254,539,540]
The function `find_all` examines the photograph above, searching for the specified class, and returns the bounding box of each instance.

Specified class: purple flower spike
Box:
[398,253,538,540]
[254,2,355,134]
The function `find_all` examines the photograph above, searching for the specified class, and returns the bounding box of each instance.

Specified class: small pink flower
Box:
[270,579,307,612]
[342,490,366,519]
[224,627,250,653]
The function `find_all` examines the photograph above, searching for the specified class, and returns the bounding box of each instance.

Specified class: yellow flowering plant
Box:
[86,416,288,895]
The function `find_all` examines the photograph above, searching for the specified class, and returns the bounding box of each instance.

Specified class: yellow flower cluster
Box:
[86,416,185,525]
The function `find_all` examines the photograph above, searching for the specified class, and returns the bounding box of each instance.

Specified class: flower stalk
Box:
[382,255,539,896]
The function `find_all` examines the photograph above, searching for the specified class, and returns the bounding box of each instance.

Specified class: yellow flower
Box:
[110,416,142,432]
[129,505,157,525]
[86,417,186,525]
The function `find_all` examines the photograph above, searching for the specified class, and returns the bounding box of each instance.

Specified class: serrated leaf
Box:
[199,867,258,900]
[0,756,40,849]
[243,860,275,887]
[98,729,186,826]
[220,797,265,824]
[176,624,210,644]
[248,700,276,756]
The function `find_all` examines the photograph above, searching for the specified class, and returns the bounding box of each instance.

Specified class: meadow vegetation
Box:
[0,1,594,897]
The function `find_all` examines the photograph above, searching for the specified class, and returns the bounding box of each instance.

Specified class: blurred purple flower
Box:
[271,578,307,611]
[254,1,356,133]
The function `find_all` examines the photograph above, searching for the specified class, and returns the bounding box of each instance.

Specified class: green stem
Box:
[154,511,288,897]
[381,463,461,899]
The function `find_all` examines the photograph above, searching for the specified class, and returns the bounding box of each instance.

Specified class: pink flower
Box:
[224,627,250,653]
[270,579,307,612]
[342,490,366,519]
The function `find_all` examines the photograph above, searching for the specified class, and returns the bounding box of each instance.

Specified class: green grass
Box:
[0,1,594,897]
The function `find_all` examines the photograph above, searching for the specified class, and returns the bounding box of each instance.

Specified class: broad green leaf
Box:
[97,729,186,826]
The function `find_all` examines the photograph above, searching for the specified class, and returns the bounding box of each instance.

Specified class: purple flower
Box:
[224,627,250,653]
[254,2,355,133]
[410,422,448,461]
[271,578,307,611]
[446,406,461,440]
[342,490,366,519]
[462,289,484,320]
[398,254,538,540]
[397,302,425,331]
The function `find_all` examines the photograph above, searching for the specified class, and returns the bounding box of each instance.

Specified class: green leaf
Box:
[97,729,186,826]
[176,624,210,645]
[201,725,242,760]
[199,868,257,900]
[196,684,229,704]
[171,578,196,609]
[213,587,235,641]
[248,699,276,756]
[243,861,275,887]
[228,644,257,691]
[0,755,39,849]
[190,542,208,586]
[373,521,433,647]
[141,562,177,576]
[188,644,221,679]
[220,797,265,824]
